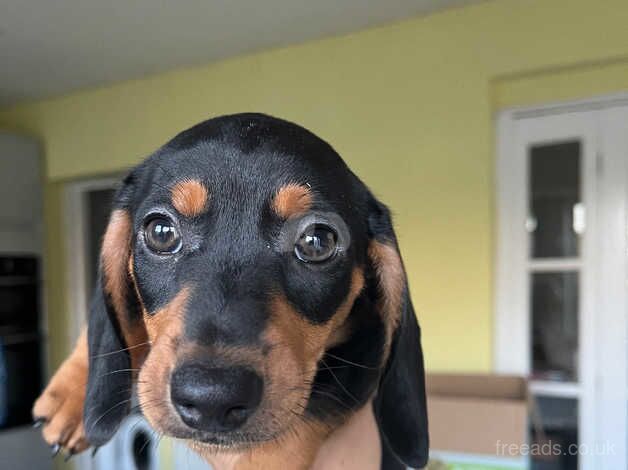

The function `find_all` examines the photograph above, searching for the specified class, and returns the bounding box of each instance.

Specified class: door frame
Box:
[64,175,121,470]
[65,176,122,344]
[495,93,628,469]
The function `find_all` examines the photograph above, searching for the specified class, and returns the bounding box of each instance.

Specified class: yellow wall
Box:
[3,0,628,374]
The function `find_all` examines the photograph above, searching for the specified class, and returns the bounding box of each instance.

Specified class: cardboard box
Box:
[427,374,528,462]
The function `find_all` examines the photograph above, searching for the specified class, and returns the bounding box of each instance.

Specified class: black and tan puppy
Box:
[33,113,428,469]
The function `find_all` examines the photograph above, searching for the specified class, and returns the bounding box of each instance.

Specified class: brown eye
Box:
[294,224,337,263]
[144,217,181,254]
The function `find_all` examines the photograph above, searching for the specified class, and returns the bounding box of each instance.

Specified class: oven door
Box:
[0,334,43,429]
[0,280,39,335]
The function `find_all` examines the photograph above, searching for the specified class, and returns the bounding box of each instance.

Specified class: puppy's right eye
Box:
[144,217,181,254]
[294,223,338,263]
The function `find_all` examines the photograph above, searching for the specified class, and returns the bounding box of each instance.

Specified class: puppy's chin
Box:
[188,431,281,450]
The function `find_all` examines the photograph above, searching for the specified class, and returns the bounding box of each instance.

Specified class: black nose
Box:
[170,363,263,432]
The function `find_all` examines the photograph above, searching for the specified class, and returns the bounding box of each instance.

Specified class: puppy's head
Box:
[84,113,428,467]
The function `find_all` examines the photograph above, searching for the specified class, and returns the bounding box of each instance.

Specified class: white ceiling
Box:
[0,0,480,107]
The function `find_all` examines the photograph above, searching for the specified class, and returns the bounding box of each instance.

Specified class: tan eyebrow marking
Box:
[170,179,209,217]
[272,183,313,218]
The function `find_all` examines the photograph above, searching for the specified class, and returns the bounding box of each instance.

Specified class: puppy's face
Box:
[86,115,428,467]
[110,116,378,447]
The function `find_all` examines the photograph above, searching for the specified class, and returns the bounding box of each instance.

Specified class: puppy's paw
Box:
[33,331,90,456]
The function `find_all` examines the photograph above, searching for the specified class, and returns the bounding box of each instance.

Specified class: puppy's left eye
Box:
[144,217,181,254]
[294,224,337,263]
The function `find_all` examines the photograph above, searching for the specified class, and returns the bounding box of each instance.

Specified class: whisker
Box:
[319,358,359,405]
[323,352,378,370]
[87,399,133,433]
[309,389,353,411]
[90,342,152,359]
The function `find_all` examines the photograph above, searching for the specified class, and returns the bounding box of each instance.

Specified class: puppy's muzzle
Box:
[170,362,263,432]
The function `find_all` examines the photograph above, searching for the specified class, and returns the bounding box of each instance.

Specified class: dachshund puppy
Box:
[33,113,429,469]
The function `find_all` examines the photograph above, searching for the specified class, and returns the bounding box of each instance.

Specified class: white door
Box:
[597,107,628,470]
[495,99,628,470]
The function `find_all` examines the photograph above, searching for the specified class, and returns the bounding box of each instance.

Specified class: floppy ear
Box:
[367,195,429,469]
[84,171,148,446]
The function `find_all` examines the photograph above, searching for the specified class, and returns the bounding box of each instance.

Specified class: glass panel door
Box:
[498,102,628,470]
[526,138,584,470]
[501,110,599,470]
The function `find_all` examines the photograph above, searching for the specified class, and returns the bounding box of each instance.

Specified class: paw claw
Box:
[51,443,61,457]
[33,417,46,428]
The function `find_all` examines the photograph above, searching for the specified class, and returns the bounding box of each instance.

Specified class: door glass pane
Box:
[529,141,581,258]
[530,396,578,470]
[531,272,579,382]
[85,188,115,298]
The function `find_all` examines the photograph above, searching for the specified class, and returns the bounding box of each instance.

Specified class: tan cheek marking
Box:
[143,287,190,342]
[269,297,327,367]
[324,268,366,348]
[368,240,405,358]
[171,179,209,217]
[274,268,364,355]
[265,268,365,393]
[138,287,190,431]
[271,183,313,218]
[101,210,148,367]
[324,318,353,350]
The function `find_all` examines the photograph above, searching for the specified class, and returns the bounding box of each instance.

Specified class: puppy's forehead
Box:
[150,159,317,220]
[143,116,355,214]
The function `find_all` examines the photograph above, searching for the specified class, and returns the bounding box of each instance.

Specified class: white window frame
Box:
[495,94,628,470]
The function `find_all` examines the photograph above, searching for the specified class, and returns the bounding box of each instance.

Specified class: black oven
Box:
[0,256,43,428]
